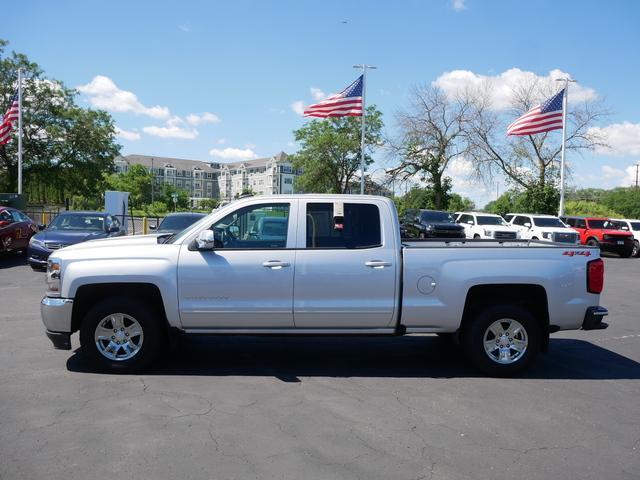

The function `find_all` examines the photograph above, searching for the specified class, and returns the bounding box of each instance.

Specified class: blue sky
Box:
[6,0,640,206]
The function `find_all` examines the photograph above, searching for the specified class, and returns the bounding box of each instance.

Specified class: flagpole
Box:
[556,77,576,217]
[353,64,376,195]
[17,68,23,195]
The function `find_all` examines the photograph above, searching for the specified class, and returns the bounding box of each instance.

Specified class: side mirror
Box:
[195,230,215,250]
[38,224,46,231]
[524,222,531,228]
[149,225,157,231]
[466,220,474,225]
[621,225,629,231]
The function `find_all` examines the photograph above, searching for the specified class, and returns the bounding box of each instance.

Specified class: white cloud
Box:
[209,147,258,161]
[588,122,640,157]
[433,68,597,110]
[446,157,489,204]
[77,75,170,119]
[178,24,191,32]
[216,138,226,144]
[600,164,637,187]
[310,87,327,101]
[291,100,305,116]
[291,100,304,116]
[451,0,466,11]
[185,112,221,125]
[115,127,141,141]
[142,125,198,139]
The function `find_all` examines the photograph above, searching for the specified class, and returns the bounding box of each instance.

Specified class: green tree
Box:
[564,200,622,217]
[484,191,518,217]
[448,193,475,212]
[0,40,120,203]
[598,187,640,218]
[105,164,153,209]
[290,106,383,193]
[159,183,190,211]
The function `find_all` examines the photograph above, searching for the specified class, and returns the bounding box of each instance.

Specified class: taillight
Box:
[587,258,604,294]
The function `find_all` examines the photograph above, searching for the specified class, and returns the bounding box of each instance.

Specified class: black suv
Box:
[401,209,465,239]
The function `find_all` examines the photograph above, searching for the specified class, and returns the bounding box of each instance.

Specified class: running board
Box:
[182,327,398,335]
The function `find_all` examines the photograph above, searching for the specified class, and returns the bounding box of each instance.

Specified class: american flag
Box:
[303,76,363,118]
[0,91,19,145]
[507,89,565,136]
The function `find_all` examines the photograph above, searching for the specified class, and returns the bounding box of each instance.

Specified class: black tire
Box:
[586,238,599,247]
[462,304,541,377]
[473,234,481,239]
[632,240,639,258]
[79,296,166,373]
[436,332,456,343]
[531,236,539,240]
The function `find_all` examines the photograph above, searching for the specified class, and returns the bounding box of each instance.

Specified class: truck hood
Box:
[533,227,577,234]
[478,225,517,231]
[600,229,633,237]
[59,234,162,252]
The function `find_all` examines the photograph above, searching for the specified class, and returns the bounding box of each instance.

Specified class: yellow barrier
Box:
[142,217,148,235]
[41,212,46,225]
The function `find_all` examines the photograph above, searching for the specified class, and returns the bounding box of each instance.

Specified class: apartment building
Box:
[114,152,299,204]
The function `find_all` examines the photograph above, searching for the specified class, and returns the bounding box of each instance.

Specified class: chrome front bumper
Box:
[41,296,74,333]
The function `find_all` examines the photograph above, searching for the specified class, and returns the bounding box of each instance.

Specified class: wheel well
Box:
[586,237,599,244]
[71,283,169,333]
[460,284,550,350]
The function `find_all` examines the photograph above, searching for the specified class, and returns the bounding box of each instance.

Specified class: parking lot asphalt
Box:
[0,254,638,480]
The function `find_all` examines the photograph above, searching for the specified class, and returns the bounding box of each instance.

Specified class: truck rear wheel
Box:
[633,240,639,258]
[79,297,166,372]
[463,305,541,376]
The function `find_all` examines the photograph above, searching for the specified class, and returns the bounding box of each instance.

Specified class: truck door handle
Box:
[365,260,392,269]
[262,260,290,269]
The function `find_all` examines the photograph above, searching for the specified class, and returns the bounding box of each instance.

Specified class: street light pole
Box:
[353,64,376,195]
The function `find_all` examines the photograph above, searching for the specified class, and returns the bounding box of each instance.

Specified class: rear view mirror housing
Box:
[195,230,215,250]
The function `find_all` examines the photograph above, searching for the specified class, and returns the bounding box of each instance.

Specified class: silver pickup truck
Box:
[40,195,608,376]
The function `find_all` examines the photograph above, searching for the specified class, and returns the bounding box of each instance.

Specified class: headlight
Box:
[424,224,435,231]
[46,259,61,296]
[484,229,492,236]
[29,237,43,247]
[542,232,551,239]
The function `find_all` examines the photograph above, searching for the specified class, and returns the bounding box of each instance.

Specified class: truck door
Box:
[177,201,296,329]
[293,200,398,329]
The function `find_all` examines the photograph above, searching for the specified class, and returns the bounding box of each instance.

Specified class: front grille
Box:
[434,229,465,238]
[44,242,67,250]
[553,232,578,243]
[603,234,632,242]
[494,231,517,240]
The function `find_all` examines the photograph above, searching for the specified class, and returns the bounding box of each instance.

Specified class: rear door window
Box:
[306,203,381,249]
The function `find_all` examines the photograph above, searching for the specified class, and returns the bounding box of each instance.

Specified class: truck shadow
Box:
[66,336,640,381]
[0,253,28,269]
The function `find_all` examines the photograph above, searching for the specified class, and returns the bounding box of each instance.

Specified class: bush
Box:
[145,201,168,216]
[70,195,101,210]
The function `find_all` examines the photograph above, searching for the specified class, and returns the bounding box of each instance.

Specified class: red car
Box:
[0,207,39,255]
[560,215,635,257]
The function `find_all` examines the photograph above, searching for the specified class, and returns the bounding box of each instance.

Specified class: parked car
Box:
[455,212,520,240]
[40,195,608,376]
[507,213,579,244]
[150,212,207,235]
[0,207,40,255]
[560,216,635,257]
[400,209,465,239]
[610,218,640,257]
[28,211,125,270]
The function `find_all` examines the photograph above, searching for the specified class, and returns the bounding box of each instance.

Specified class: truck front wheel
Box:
[79,297,166,372]
[463,305,541,376]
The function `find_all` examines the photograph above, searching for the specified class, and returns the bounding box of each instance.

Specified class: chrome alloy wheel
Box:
[94,313,144,361]
[483,318,528,364]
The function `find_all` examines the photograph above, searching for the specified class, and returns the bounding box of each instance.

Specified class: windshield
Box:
[631,222,640,231]
[477,216,507,226]
[421,211,454,223]
[158,214,205,231]
[588,219,617,229]
[533,217,566,228]
[49,214,104,231]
